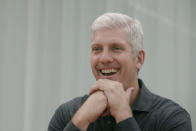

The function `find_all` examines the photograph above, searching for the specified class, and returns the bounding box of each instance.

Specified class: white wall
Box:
[0,0,195,130]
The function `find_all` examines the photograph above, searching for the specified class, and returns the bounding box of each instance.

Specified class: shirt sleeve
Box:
[114,117,141,131]
[63,121,80,131]
[48,104,80,131]
[48,96,89,131]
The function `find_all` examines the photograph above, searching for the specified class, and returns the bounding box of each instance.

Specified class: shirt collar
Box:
[132,79,154,112]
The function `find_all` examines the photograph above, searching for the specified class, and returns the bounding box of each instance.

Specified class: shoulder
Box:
[151,94,191,130]
[152,94,187,115]
[58,95,89,118]
[48,95,89,131]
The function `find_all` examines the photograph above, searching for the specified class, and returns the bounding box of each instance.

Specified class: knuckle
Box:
[117,82,123,88]
[108,86,115,93]
[101,95,107,101]
[97,92,107,100]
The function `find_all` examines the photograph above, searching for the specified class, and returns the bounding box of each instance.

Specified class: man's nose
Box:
[99,49,113,64]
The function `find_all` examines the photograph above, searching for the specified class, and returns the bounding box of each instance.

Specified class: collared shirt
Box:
[48,79,192,131]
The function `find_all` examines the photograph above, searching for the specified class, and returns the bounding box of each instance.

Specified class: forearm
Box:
[72,113,89,131]
[69,91,107,131]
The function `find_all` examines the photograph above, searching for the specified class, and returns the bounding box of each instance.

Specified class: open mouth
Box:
[99,68,119,76]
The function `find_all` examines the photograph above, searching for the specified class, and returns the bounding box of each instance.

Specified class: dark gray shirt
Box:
[48,79,192,131]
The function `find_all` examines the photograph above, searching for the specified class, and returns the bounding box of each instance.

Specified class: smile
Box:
[99,68,119,76]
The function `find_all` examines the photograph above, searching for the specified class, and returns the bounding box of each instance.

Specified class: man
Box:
[48,13,192,131]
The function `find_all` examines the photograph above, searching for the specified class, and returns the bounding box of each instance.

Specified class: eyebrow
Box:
[91,42,126,48]
[91,43,101,48]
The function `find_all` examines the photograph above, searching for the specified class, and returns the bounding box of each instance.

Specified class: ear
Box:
[136,50,145,70]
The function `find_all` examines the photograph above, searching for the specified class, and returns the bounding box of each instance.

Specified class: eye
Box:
[112,46,121,50]
[92,46,102,51]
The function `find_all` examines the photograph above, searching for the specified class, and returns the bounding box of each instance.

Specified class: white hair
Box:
[91,13,144,58]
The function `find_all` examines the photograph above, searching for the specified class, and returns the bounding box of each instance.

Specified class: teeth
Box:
[101,69,118,74]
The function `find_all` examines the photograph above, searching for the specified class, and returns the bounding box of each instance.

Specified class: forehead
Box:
[91,29,129,46]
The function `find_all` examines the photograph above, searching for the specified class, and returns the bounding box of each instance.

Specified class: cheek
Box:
[121,58,135,73]
[117,56,130,66]
[91,56,96,68]
[91,56,98,74]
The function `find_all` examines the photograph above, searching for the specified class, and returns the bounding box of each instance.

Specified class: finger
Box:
[89,80,103,94]
[89,80,107,94]
[89,86,100,95]
[125,87,134,99]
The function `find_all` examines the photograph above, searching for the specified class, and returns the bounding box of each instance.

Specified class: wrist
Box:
[72,112,90,131]
[114,110,133,123]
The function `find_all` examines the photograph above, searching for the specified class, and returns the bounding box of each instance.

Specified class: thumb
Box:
[125,87,134,99]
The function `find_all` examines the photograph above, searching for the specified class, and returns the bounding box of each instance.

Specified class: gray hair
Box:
[91,13,144,58]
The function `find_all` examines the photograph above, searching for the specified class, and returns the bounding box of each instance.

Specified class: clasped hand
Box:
[72,79,134,131]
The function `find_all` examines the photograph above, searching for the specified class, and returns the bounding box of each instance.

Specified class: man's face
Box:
[91,28,139,89]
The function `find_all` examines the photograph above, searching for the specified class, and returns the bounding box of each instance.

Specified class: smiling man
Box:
[48,13,192,131]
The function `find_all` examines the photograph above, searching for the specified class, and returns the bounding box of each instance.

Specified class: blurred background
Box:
[0,0,195,131]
